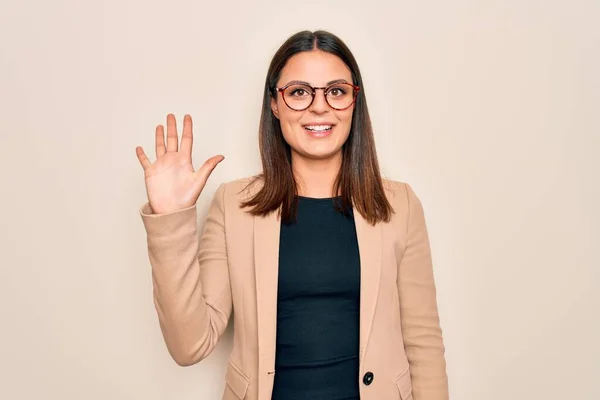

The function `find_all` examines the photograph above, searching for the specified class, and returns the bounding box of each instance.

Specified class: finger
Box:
[155,125,166,158]
[136,146,152,170]
[180,114,193,158]
[166,113,178,152]
[194,155,225,184]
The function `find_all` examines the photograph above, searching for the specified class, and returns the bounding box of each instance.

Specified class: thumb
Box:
[194,154,225,189]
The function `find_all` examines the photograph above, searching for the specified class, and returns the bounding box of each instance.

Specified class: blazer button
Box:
[362,371,374,385]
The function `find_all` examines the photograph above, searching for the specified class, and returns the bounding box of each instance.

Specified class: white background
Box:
[1,0,598,398]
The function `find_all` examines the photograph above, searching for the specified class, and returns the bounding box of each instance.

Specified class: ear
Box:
[270,96,280,119]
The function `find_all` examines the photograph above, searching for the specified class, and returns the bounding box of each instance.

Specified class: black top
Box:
[271,196,361,400]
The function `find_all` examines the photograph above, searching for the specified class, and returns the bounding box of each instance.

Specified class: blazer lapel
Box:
[253,207,281,393]
[353,207,383,362]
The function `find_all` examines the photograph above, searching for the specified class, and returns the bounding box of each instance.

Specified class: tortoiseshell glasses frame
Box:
[274,82,361,111]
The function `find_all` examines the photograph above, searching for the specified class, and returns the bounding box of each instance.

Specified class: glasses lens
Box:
[283,84,313,110]
[325,83,355,109]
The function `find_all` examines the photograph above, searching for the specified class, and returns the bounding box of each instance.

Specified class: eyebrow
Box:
[281,78,350,87]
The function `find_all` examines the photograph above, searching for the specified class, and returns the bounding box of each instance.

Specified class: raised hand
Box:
[136,114,224,214]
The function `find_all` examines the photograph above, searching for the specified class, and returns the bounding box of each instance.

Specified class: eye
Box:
[290,88,308,96]
[285,84,314,99]
[327,86,348,97]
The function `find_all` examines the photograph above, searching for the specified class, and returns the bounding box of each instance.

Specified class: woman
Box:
[136,30,448,400]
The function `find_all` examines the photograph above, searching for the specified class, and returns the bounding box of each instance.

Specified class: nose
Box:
[309,88,329,114]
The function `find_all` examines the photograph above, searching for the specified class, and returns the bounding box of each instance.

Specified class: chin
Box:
[296,146,343,161]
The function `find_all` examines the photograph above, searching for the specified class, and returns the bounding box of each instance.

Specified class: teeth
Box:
[305,125,332,131]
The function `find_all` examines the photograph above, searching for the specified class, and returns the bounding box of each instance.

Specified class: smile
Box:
[302,123,334,138]
[304,125,333,132]
[303,124,334,138]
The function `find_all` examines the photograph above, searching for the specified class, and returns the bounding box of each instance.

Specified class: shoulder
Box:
[221,175,262,198]
[381,178,425,220]
[382,178,409,202]
[202,175,261,218]
[209,175,264,209]
[382,178,406,193]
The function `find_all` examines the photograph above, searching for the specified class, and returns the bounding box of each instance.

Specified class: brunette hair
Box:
[240,30,393,225]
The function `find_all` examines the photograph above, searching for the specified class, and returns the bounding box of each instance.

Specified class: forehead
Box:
[278,50,353,85]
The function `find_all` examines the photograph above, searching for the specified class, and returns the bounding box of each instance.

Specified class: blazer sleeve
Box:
[139,183,232,366]
[397,183,449,399]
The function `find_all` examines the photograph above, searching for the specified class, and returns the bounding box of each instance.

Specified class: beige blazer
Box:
[140,176,449,400]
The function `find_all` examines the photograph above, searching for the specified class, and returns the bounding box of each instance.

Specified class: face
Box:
[271,50,356,163]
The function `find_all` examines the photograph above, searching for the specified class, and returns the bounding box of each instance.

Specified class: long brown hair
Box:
[240,30,393,225]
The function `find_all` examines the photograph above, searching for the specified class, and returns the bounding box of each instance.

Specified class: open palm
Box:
[136,114,224,214]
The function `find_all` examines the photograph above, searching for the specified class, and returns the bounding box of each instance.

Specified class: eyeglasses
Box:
[274,82,360,111]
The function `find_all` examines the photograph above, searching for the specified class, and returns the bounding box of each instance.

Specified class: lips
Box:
[303,123,335,138]
[305,125,332,132]
[302,122,335,132]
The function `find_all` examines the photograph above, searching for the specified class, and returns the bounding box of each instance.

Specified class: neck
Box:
[291,151,342,198]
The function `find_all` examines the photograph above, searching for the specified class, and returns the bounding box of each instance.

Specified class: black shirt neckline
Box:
[296,195,341,201]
